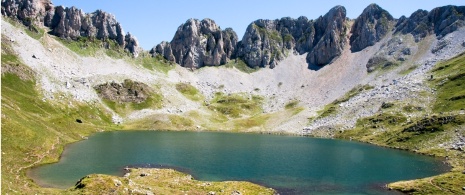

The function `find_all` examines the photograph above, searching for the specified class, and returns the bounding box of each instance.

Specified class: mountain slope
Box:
[2,1,465,194]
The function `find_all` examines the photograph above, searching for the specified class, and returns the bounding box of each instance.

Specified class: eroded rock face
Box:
[395,5,465,41]
[124,32,140,57]
[151,41,175,61]
[1,0,54,25]
[237,19,286,68]
[155,18,238,69]
[2,0,140,56]
[237,6,348,68]
[306,5,347,66]
[350,4,394,52]
[94,79,152,103]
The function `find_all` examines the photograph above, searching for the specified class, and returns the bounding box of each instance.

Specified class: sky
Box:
[53,1,464,50]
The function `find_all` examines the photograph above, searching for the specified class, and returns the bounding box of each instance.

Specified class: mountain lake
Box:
[29,131,449,194]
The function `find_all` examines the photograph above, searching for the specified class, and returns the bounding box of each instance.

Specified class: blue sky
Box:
[53,1,464,50]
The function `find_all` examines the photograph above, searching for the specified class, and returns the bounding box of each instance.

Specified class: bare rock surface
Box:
[154,18,238,69]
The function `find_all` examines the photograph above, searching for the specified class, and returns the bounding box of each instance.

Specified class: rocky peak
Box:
[395,5,465,41]
[2,0,140,57]
[1,0,54,26]
[236,6,348,68]
[237,19,285,68]
[350,3,394,52]
[154,18,238,69]
[124,32,140,57]
[306,5,347,66]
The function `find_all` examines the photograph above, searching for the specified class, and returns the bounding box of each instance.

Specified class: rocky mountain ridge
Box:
[2,1,465,194]
[1,0,141,57]
[3,1,465,70]
[155,4,465,69]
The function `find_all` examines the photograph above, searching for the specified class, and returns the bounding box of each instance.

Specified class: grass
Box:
[56,36,108,57]
[1,71,117,194]
[70,168,275,194]
[389,170,465,194]
[225,58,259,73]
[208,92,264,118]
[132,52,175,74]
[399,64,418,75]
[169,115,194,129]
[315,84,373,119]
[285,100,299,109]
[175,82,204,101]
[234,114,271,131]
[333,53,465,195]
[4,17,44,40]
[101,93,162,116]
[429,52,465,112]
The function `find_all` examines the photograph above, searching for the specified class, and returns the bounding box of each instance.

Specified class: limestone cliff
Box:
[1,0,141,57]
[350,3,394,52]
[153,18,238,69]
[395,5,465,41]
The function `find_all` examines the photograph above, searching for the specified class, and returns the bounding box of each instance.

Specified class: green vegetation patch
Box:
[95,80,163,115]
[70,168,275,194]
[225,58,259,73]
[175,82,203,101]
[4,17,44,40]
[388,171,465,195]
[315,84,373,119]
[1,71,115,194]
[208,92,264,118]
[430,52,465,112]
[169,115,194,128]
[285,100,299,109]
[234,115,271,130]
[57,36,129,58]
[366,56,399,73]
[133,53,175,74]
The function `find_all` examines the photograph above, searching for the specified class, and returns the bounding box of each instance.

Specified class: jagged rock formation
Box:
[151,41,175,61]
[306,5,347,66]
[1,0,54,25]
[153,18,238,69]
[350,4,394,52]
[395,5,465,41]
[94,79,152,103]
[155,6,348,69]
[237,6,348,68]
[1,0,140,57]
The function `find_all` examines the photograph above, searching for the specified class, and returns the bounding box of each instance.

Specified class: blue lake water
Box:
[29,131,449,194]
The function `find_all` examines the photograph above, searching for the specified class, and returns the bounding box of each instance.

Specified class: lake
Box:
[29,131,449,194]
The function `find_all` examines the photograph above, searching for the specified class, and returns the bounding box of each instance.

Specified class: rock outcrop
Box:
[151,41,175,61]
[154,18,238,69]
[236,19,288,68]
[1,0,141,57]
[350,4,394,52]
[395,5,465,41]
[1,0,54,26]
[237,6,348,68]
[94,79,152,103]
[306,5,347,66]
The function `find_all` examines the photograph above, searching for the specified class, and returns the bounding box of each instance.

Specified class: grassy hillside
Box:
[336,52,465,194]
[1,42,118,193]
